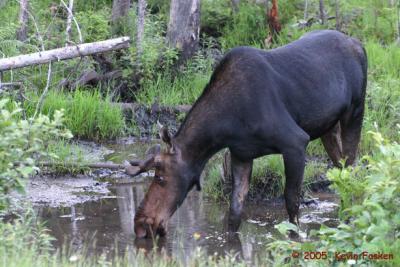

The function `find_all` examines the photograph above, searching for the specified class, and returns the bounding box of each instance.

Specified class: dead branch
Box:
[33,61,52,118]
[64,0,74,45]
[0,37,130,71]
[39,161,143,176]
[61,0,82,43]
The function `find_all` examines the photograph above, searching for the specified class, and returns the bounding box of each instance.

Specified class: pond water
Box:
[34,141,339,264]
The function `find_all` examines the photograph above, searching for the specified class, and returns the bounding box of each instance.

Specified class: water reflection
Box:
[38,181,338,263]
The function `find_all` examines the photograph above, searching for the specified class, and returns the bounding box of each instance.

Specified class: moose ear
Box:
[159,126,172,148]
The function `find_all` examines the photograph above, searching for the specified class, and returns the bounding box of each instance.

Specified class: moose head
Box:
[130,126,201,238]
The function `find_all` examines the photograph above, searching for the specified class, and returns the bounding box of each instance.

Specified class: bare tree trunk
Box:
[231,0,240,13]
[65,0,74,45]
[335,0,340,30]
[319,0,326,25]
[304,0,308,20]
[397,1,400,44]
[112,0,131,23]
[16,0,29,41]
[136,0,147,62]
[167,0,201,65]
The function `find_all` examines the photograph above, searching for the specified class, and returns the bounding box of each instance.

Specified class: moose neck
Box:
[173,112,225,176]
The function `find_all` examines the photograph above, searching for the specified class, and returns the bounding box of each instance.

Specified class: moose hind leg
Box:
[321,122,343,167]
[340,104,364,166]
[228,153,253,231]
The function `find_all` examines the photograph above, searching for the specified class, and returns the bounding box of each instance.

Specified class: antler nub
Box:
[124,144,161,176]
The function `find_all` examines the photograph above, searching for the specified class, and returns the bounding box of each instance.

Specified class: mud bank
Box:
[15,138,333,208]
[23,174,110,207]
[120,103,190,138]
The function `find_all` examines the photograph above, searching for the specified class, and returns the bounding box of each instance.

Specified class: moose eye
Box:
[154,175,166,185]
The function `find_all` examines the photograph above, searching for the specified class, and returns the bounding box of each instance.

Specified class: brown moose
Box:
[129,30,367,238]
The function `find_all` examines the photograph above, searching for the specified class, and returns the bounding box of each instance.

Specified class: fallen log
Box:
[38,160,143,176]
[112,102,192,113]
[0,37,130,71]
[0,82,23,89]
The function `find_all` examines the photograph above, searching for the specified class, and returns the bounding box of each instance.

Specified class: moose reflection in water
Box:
[38,183,263,262]
[128,30,367,238]
[37,181,338,263]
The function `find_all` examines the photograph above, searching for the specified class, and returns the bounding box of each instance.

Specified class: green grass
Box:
[220,2,268,50]
[42,139,91,174]
[135,72,210,106]
[359,41,400,153]
[203,152,328,202]
[25,89,125,140]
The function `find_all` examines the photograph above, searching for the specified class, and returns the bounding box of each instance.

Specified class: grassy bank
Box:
[24,90,125,140]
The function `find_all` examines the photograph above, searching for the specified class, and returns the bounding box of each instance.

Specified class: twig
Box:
[27,9,45,51]
[33,61,52,118]
[61,0,83,43]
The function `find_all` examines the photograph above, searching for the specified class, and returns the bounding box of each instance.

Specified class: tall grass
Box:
[203,153,327,201]
[25,89,125,140]
[220,2,267,50]
[136,72,210,106]
[360,41,400,153]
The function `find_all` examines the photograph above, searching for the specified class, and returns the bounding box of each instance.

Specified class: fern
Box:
[0,23,18,42]
[0,40,40,57]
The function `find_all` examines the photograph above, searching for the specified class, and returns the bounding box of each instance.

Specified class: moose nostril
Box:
[145,217,154,225]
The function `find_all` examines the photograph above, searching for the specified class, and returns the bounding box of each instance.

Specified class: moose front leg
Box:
[227,153,253,231]
[283,145,307,225]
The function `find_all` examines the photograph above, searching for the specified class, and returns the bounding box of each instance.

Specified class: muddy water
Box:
[35,141,339,263]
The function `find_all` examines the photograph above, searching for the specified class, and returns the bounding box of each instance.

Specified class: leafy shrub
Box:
[220,2,267,50]
[201,0,232,37]
[341,0,398,43]
[267,130,400,266]
[0,99,72,210]
[76,9,111,42]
